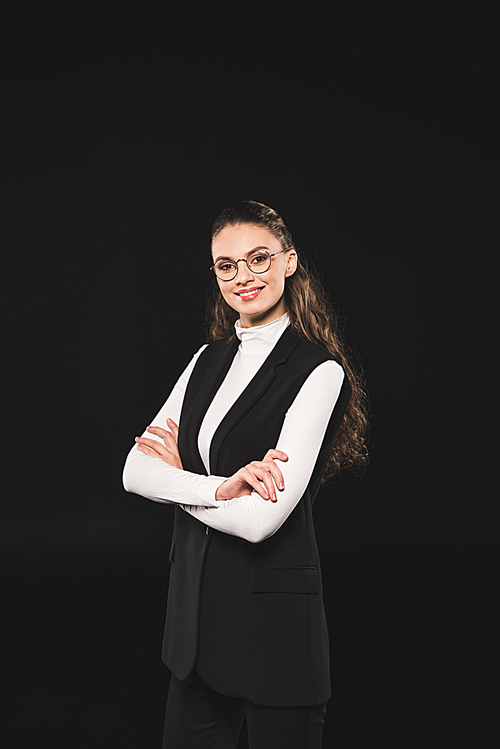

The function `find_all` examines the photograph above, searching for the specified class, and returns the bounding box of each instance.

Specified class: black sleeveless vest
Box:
[161,326,351,706]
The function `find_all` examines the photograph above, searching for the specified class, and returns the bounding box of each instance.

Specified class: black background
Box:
[4,4,498,747]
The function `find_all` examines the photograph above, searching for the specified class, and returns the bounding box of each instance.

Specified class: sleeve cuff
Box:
[194,475,227,506]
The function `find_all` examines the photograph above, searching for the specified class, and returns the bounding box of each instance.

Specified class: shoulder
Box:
[186,338,233,364]
[174,343,209,389]
[203,336,236,350]
[287,330,350,395]
[192,343,210,360]
[183,342,210,371]
[186,336,238,379]
[198,336,237,360]
[289,329,343,369]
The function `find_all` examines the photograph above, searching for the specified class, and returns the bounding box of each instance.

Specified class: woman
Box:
[123,200,368,748]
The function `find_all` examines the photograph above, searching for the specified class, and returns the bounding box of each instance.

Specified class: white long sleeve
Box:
[122,345,226,506]
[182,359,344,543]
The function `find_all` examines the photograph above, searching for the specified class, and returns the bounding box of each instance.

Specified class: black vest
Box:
[162,327,351,706]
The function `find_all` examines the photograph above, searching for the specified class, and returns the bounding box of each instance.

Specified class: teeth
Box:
[239,289,260,297]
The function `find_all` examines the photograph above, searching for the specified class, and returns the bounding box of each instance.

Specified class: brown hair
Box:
[206,200,369,479]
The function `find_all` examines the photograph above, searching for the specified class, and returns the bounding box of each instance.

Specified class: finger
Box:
[263,449,288,463]
[135,436,168,457]
[241,469,271,501]
[253,464,279,501]
[136,441,163,458]
[249,461,283,493]
[261,471,278,502]
[263,449,288,460]
[166,418,179,441]
[246,465,279,502]
[254,460,284,490]
[266,461,285,491]
[147,425,169,439]
[147,426,178,452]
[147,425,178,451]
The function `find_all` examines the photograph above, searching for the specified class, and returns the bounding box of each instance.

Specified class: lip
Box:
[234,286,264,301]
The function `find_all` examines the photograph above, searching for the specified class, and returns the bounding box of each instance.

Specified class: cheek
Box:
[218,282,235,307]
[271,272,286,293]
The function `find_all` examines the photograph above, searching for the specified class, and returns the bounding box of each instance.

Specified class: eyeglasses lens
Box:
[214,250,271,280]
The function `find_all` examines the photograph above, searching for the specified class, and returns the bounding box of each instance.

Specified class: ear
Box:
[285,250,297,277]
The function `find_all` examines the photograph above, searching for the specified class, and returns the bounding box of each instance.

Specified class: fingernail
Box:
[279,482,284,490]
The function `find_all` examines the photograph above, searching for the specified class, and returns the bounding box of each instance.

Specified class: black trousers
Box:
[162,671,326,749]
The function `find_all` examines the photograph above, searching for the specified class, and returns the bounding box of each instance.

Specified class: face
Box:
[212,224,297,328]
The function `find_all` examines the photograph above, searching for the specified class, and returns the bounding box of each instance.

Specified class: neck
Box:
[234,312,289,353]
[239,300,288,329]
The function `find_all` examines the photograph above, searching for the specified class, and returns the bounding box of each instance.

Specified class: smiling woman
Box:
[122,200,369,748]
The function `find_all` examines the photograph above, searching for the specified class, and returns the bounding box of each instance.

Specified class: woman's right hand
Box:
[215,450,288,502]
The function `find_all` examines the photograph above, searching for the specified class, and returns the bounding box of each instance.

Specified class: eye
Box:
[217,261,236,272]
[249,252,269,266]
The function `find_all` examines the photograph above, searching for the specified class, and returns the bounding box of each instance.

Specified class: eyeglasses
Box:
[210,248,287,281]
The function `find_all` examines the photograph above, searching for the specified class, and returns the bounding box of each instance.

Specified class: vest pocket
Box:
[251,566,318,594]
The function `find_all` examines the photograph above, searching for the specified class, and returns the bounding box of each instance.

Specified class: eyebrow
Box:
[213,245,271,263]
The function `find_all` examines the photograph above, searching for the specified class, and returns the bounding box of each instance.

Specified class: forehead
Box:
[212,224,280,258]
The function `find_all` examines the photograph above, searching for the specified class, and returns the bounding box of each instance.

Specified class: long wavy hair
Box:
[205,200,369,479]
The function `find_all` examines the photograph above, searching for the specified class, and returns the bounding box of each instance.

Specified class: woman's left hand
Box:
[135,419,183,469]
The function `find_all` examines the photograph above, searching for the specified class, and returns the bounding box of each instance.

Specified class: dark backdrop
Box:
[4,5,498,748]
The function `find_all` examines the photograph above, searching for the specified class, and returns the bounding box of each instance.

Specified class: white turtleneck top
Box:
[122,314,344,543]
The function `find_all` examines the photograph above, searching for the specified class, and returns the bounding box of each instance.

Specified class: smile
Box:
[235,287,264,301]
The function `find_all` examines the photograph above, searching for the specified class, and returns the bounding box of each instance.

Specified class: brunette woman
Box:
[123,200,368,749]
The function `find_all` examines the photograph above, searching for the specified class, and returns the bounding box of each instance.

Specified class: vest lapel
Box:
[179,336,240,474]
[209,327,301,475]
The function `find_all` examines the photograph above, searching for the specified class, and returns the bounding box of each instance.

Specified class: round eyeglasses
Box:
[210,248,286,281]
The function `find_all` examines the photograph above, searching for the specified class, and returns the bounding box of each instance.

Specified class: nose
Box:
[235,258,255,284]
